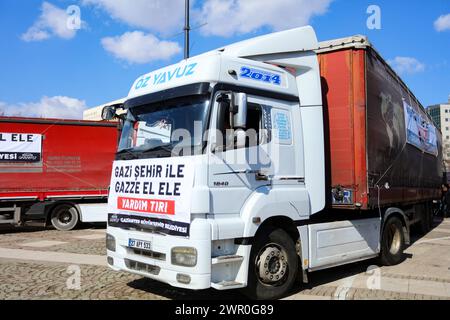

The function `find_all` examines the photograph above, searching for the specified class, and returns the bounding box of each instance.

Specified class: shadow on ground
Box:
[125,217,447,300]
[0,222,105,235]
[286,216,447,298]
[127,277,248,300]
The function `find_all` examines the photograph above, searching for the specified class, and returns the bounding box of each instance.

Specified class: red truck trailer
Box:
[316,35,442,233]
[0,117,118,230]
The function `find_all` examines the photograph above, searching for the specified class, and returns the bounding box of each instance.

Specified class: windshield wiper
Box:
[116,148,139,159]
[140,143,174,155]
[116,143,177,160]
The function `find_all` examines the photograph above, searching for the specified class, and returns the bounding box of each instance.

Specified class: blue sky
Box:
[0,0,449,118]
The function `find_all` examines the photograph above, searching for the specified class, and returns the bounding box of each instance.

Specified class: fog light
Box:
[176,273,191,284]
[107,256,114,266]
[171,247,197,267]
[106,234,116,252]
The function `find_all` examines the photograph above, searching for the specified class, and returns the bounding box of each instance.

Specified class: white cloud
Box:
[388,57,426,75]
[196,0,333,37]
[83,0,333,38]
[101,31,182,64]
[22,2,84,42]
[83,0,185,35]
[0,96,87,119]
[434,14,450,32]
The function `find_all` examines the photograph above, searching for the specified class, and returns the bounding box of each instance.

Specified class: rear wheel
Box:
[243,228,298,300]
[50,204,79,231]
[380,217,405,266]
[418,203,433,234]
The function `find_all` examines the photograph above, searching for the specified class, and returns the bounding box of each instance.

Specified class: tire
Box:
[428,204,434,230]
[380,217,405,266]
[419,204,433,234]
[243,228,298,300]
[50,204,79,231]
[419,213,429,235]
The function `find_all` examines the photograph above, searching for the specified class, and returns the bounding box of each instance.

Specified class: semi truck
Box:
[103,26,442,299]
[0,117,118,231]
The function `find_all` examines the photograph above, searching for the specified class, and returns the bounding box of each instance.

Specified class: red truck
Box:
[0,117,118,230]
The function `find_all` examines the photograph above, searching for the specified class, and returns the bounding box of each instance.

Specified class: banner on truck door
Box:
[0,133,42,163]
[403,101,438,156]
[107,157,194,236]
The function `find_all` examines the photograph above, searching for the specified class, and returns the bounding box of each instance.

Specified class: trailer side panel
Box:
[0,118,118,200]
[319,46,442,210]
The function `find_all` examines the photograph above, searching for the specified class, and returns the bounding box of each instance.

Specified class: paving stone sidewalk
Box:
[0,219,449,300]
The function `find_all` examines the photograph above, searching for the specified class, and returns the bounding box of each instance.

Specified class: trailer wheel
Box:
[418,204,432,234]
[243,228,298,300]
[380,217,405,266]
[50,204,79,231]
[419,212,430,234]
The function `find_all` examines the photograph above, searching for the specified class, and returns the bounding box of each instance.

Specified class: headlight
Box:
[106,234,116,252]
[171,247,197,267]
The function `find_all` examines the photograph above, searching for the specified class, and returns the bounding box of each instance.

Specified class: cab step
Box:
[211,255,244,265]
[0,206,21,225]
[211,280,245,290]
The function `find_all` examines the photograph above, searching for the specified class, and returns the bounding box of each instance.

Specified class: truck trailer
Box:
[103,27,442,299]
[0,117,118,231]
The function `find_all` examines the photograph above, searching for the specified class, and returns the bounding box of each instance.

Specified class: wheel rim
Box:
[387,223,401,255]
[255,243,288,286]
[56,207,73,225]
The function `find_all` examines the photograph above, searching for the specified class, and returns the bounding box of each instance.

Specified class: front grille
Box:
[125,259,160,275]
[132,249,166,261]
[128,227,167,236]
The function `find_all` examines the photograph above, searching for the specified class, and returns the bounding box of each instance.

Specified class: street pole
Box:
[184,0,190,60]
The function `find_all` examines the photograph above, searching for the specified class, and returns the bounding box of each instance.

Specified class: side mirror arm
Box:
[101,103,125,121]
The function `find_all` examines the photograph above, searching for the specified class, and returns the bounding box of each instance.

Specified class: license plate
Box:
[128,238,151,250]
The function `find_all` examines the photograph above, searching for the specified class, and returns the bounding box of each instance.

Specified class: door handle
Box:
[255,171,270,181]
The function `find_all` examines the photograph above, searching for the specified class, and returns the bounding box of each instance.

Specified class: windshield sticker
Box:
[108,157,194,237]
[240,66,282,86]
[134,63,198,91]
[136,120,172,145]
[272,110,292,144]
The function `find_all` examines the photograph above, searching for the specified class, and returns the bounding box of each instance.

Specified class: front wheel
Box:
[243,228,298,300]
[380,217,405,266]
[50,204,80,231]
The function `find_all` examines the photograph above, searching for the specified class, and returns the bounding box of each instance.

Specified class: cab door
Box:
[207,91,298,215]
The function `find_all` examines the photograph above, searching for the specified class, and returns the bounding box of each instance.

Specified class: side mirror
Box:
[101,106,116,121]
[232,92,247,129]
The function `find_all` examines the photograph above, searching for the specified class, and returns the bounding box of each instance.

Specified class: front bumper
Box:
[107,218,212,290]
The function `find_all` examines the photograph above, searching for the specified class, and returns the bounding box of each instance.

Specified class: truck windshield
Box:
[117,95,209,158]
